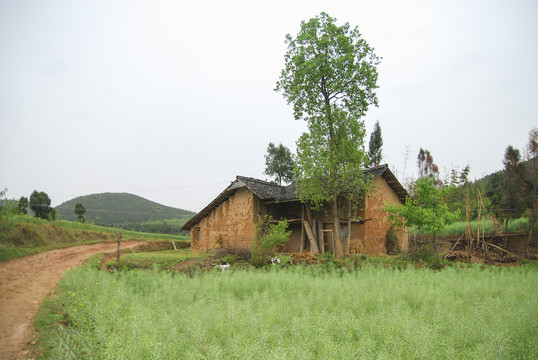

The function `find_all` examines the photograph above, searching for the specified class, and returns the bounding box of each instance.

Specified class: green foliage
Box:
[385,177,460,236]
[18,196,28,215]
[74,203,86,223]
[120,218,190,236]
[0,189,21,238]
[29,190,55,220]
[264,142,294,185]
[275,12,380,123]
[251,216,291,266]
[54,192,195,226]
[503,145,526,225]
[105,250,205,271]
[275,12,379,213]
[367,120,383,167]
[37,265,538,359]
[430,217,532,237]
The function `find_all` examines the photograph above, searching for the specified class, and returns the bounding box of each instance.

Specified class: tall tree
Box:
[74,203,86,223]
[29,190,54,220]
[18,196,28,215]
[525,128,537,254]
[368,120,383,167]
[275,12,380,257]
[502,145,524,244]
[264,142,294,185]
[417,148,441,186]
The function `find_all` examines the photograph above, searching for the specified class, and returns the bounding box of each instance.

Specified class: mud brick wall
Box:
[361,176,409,254]
[191,188,256,250]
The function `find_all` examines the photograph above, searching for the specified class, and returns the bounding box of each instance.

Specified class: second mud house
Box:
[182,164,409,255]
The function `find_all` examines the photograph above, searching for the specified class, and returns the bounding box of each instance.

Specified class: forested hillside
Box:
[55,193,195,227]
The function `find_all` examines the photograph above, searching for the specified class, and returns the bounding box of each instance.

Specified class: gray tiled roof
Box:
[182,164,407,230]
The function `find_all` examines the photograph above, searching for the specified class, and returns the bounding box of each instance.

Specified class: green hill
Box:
[55,193,195,226]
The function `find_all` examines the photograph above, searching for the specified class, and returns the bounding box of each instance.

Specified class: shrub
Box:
[251,216,291,267]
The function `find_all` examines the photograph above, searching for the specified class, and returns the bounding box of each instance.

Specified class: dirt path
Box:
[0,241,143,360]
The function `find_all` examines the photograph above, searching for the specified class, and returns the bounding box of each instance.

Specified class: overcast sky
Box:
[1,0,537,212]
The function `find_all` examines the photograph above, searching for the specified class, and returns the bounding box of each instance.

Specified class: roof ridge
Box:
[236,175,286,188]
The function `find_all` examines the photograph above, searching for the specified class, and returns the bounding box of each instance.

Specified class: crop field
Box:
[38,263,537,359]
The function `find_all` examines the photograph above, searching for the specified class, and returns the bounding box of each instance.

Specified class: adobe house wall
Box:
[363,176,409,254]
[190,187,256,250]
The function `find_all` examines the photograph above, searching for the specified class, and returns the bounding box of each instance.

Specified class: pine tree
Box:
[503,145,524,245]
[368,120,383,167]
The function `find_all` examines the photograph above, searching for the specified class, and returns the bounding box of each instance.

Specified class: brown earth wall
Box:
[362,177,409,254]
[191,188,256,250]
[289,176,408,255]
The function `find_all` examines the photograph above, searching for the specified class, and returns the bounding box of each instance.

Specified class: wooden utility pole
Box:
[116,229,122,271]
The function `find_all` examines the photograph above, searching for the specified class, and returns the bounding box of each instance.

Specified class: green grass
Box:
[0,215,189,262]
[411,217,533,237]
[37,264,537,359]
[105,249,208,270]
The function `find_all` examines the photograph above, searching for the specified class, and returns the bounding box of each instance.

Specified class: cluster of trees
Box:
[267,11,536,260]
[15,190,57,220]
[10,190,85,222]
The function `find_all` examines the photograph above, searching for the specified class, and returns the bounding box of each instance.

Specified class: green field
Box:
[37,263,537,359]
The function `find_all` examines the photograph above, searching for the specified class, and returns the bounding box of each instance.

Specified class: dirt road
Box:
[0,241,142,360]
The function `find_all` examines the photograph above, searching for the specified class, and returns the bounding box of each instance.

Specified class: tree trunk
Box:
[332,198,345,258]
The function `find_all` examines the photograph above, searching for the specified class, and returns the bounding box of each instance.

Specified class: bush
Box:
[251,216,291,267]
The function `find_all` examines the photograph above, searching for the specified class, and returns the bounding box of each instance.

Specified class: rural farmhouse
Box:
[182,164,409,255]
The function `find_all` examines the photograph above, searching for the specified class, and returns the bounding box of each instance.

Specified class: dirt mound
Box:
[290,252,319,264]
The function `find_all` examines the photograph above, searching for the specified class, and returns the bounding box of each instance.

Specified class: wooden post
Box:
[318,221,325,253]
[305,206,313,225]
[116,229,122,271]
[312,219,318,249]
[303,221,320,253]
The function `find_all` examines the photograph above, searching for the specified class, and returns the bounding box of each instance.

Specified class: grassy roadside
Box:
[0,215,189,262]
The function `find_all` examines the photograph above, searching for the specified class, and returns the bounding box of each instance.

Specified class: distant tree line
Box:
[112,218,190,236]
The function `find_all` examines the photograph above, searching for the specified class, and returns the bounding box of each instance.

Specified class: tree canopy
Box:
[29,190,55,220]
[384,177,459,265]
[264,142,294,185]
[384,177,459,236]
[275,12,380,257]
[18,196,28,215]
